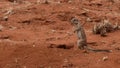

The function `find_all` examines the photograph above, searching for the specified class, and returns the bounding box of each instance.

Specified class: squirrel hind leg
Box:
[77,40,87,50]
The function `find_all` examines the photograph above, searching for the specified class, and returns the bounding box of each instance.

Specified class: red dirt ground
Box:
[0,0,120,68]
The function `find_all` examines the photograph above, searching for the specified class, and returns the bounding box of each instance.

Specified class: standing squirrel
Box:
[70,17,111,52]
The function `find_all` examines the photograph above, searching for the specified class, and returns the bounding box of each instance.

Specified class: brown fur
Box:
[70,17,111,52]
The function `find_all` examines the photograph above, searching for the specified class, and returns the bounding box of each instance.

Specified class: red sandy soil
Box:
[0,0,120,68]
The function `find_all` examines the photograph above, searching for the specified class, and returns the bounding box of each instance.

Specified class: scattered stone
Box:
[32,45,36,47]
[51,30,56,33]
[4,8,13,16]
[1,7,13,21]
[101,41,106,44]
[113,22,120,30]
[55,37,61,40]
[8,0,23,4]
[2,16,8,21]
[62,59,74,68]
[80,11,88,16]
[66,31,73,36]
[82,50,89,54]
[86,18,92,22]
[36,0,40,4]
[102,56,108,61]
[62,62,73,68]
[23,66,27,68]
[0,25,4,31]
[9,26,17,30]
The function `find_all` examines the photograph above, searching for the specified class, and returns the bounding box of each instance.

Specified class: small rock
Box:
[101,41,106,44]
[86,18,92,22]
[56,37,61,40]
[82,50,89,54]
[62,59,74,68]
[23,66,27,68]
[51,30,56,33]
[0,25,4,31]
[9,26,17,30]
[68,0,72,3]
[33,45,36,47]
[36,0,40,4]
[3,16,8,21]
[118,26,120,29]
[102,56,108,61]
[66,31,73,36]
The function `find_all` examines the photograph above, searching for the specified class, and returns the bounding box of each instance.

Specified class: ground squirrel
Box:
[70,17,111,52]
[70,17,87,49]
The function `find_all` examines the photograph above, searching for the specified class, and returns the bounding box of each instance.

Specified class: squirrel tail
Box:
[85,46,112,53]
